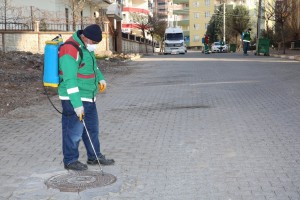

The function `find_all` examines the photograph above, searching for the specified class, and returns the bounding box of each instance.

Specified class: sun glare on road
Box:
[138,57,298,63]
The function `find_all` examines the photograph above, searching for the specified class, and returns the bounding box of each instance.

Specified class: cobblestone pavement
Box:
[1,52,300,200]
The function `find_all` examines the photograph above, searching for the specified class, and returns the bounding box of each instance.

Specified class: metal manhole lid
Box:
[45,171,117,192]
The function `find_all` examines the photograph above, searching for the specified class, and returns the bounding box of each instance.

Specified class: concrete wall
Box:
[0,31,152,55]
[122,39,153,53]
[0,31,109,54]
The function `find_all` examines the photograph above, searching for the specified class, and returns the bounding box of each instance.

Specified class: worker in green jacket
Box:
[59,24,115,171]
[242,28,251,55]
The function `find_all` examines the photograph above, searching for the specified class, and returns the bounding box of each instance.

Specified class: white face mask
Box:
[86,44,97,52]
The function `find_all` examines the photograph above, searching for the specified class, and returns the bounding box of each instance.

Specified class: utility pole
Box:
[223,2,226,43]
[256,0,262,55]
[4,0,7,30]
[31,6,34,30]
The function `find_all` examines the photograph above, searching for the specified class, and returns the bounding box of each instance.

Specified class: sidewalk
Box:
[269,48,300,61]
[1,52,300,200]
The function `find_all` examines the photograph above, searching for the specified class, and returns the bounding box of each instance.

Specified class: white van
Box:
[164,27,187,54]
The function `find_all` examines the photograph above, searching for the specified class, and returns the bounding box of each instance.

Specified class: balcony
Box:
[183,30,190,37]
[92,0,113,4]
[173,0,189,4]
[177,19,189,26]
[122,7,150,15]
[173,8,189,15]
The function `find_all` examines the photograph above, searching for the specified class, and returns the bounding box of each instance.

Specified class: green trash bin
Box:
[230,44,237,52]
[258,38,270,56]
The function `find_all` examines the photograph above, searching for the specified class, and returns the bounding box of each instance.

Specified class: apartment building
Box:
[152,0,174,27]
[121,0,153,37]
[155,0,169,14]
[173,0,214,47]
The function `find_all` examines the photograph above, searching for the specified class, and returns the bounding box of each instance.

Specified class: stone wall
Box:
[122,39,153,53]
[0,31,153,55]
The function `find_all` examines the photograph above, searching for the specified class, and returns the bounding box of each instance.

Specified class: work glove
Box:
[74,106,84,121]
[98,80,106,93]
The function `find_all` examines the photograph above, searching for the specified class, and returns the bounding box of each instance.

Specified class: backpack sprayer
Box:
[43,34,63,88]
[42,34,64,114]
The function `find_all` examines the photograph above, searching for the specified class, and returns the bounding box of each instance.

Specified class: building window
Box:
[194,35,200,42]
[193,1,200,7]
[194,12,200,18]
[205,0,210,6]
[205,11,210,18]
[194,24,200,30]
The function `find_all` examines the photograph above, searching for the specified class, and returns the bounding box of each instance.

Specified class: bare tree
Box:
[130,12,151,53]
[0,0,24,30]
[64,0,90,31]
[148,13,168,52]
[264,0,295,53]
[286,0,300,41]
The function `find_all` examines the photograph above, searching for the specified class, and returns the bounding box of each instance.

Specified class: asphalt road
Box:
[1,51,300,200]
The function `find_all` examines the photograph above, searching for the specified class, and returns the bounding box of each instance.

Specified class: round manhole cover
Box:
[45,171,117,192]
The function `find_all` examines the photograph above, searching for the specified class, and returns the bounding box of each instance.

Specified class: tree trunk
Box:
[151,34,155,53]
[143,30,148,54]
[281,23,286,54]
[72,12,76,31]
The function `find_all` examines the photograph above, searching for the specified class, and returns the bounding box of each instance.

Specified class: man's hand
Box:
[98,80,106,93]
[74,106,84,121]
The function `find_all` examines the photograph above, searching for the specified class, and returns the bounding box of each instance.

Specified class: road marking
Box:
[189,80,260,86]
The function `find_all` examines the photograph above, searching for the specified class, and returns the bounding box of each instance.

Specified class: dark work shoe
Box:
[64,161,88,171]
[87,155,115,166]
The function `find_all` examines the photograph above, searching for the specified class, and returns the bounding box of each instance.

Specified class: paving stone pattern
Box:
[0,52,300,200]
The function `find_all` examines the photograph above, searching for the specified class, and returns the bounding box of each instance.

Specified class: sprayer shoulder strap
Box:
[61,41,83,63]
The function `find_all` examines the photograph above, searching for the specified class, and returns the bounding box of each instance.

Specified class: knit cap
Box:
[83,24,102,42]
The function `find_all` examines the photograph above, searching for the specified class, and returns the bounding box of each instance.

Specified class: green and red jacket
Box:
[58,30,105,109]
[242,31,251,43]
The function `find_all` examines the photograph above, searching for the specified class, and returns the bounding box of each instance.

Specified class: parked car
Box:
[211,42,228,53]
[154,44,161,53]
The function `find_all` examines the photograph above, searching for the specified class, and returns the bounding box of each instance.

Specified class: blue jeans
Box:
[243,42,250,54]
[61,100,102,165]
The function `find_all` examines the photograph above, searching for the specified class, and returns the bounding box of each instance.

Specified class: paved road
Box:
[1,52,300,200]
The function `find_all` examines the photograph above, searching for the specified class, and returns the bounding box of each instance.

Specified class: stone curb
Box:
[129,54,142,60]
[131,52,300,62]
[270,53,300,61]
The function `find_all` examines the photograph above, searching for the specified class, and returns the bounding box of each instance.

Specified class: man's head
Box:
[82,24,102,44]
[81,24,102,52]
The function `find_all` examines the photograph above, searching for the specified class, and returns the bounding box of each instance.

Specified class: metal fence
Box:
[0,22,98,32]
[39,23,90,32]
[0,22,33,31]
